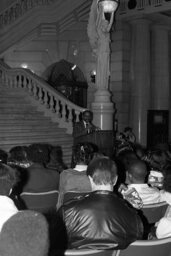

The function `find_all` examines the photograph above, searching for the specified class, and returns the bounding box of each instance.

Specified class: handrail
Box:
[0,0,57,29]
[0,61,85,134]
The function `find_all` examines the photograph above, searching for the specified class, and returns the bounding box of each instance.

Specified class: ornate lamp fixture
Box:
[97,0,119,13]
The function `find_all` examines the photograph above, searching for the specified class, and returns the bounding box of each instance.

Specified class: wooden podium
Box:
[74,130,114,157]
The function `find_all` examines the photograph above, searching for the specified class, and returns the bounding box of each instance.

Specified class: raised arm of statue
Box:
[95,6,114,89]
[96,6,114,35]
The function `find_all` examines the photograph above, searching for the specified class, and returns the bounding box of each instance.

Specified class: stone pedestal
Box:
[91,89,114,130]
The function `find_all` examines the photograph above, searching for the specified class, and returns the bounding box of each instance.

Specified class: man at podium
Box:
[73,110,99,138]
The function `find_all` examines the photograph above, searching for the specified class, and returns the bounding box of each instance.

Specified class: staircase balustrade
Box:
[0,0,57,28]
[0,61,85,134]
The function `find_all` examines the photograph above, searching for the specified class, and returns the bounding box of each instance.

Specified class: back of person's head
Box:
[0,149,8,164]
[0,210,49,256]
[0,163,18,195]
[134,144,146,160]
[127,159,147,184]
[124,126,132,133]
[147,149,168,171]
[8,146,28,162]
[27,143,50,164]
[117,149,138,169]
[72,142,95,166]
[48,146,67,172]
[8,146,29,168]
[87,157,118,186]
[50,146,63,162]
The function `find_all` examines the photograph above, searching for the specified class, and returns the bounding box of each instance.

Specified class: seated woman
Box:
[20,143,60,213]
[57,142,96,208]
[22,143,60,193]
[152,164,171,239]
[8,146,31,169]
[46,145,67,173]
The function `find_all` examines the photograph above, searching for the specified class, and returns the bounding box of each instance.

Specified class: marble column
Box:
[130,19,151,146]
[151,25,169,110]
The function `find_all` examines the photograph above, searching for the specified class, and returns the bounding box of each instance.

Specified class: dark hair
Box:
[9,146,28,162]
[48,146,67,172]
[124,127,132,132]
[87,157,117,185]
[0,210,49,256]
[127,160,147,181]
[0,163,19,195]
[72,142,95,166]
[27,144,50,164]
[8,146,29,168]
[0,149,8,164]
[82,110,93,117]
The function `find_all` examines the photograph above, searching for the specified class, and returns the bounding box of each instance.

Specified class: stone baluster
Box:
[67,107,72,123]
[13,75,17,88]
[33,82,38,100]
[9,76,13,88]
[54,98,60,116]
[49,94,55,113]
[61,103,66,122]
[28,79,33,95]
[75,110,80,122]
[38,87,43,104]
[44,89,49,108]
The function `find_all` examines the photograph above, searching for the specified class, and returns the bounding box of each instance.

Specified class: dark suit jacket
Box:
[73,121,97,138]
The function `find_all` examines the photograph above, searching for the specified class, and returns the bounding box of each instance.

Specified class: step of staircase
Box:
[0,85,73,166]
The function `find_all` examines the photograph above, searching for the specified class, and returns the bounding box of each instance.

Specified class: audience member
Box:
[47,145,67,173]
[58,142,95,208]
[114,149,138,187]
[154,164,171,239]
[57,157,143,249]
[73,110,99,138]
[0,210,49,256]
[22,143,59,194]
[123,126,136,144]
[134,144,147,160]
[145,149,170,172]
[8,146,31,169]
[125,160,163,204]
[7,146,31,198]
[0,163,19,232]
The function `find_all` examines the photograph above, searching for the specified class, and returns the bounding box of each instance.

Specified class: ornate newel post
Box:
[87,0,119,130]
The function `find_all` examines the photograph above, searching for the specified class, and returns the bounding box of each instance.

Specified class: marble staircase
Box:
[0,85,74,166]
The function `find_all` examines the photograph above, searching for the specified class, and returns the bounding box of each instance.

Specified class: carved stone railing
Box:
[119,0,171,16]
[0,61,85,134]
[0,0,57,29]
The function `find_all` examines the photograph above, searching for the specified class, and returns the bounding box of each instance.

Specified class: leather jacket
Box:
[58,190,143,249]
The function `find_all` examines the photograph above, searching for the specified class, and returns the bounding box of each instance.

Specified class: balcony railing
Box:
[0,0,57,29]
[119,0,171,16]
